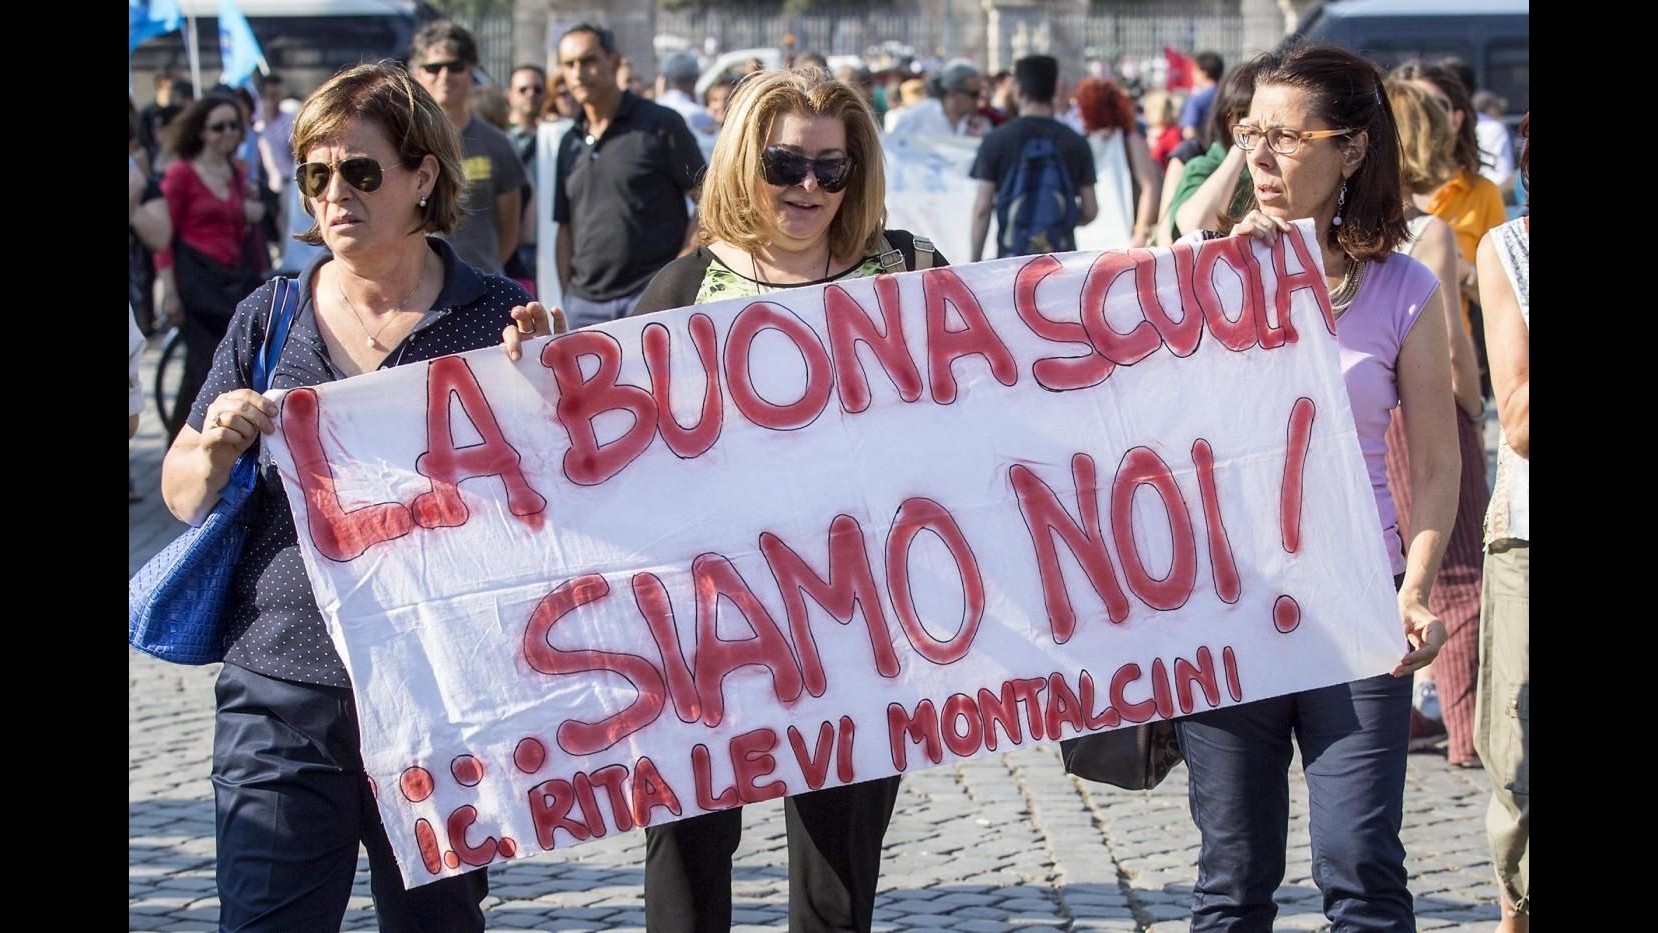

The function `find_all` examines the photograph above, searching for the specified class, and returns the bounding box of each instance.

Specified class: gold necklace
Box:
[1328,256,1367,317]
[337,261,426,350]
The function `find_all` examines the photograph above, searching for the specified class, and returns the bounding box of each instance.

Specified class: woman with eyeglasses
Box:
[155,92,269,437]
[503,66,946,933]
[160,62,548,931]
[1176,41,1459,931]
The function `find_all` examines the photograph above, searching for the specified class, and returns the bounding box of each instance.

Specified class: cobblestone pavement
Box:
[129,337,1505,932]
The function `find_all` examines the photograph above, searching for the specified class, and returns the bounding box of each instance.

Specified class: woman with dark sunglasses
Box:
[155,92,268,438]
[503,65,947,933]
[1176,41,1459,931]
[159,62,542,932]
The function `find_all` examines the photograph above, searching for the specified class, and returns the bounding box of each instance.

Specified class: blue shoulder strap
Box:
[252,277,299,393]
[225,278,300,498]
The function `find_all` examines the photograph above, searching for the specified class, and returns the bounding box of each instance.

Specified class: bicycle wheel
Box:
[152,326,185,431]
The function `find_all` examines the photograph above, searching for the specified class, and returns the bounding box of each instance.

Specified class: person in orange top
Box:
[1393,61,1506,338]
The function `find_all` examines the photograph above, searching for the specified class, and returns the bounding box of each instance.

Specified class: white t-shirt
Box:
[657,88,718,137]
[1073,128,1134,251]
[256,106,297,196]
[1476,114,1515,189]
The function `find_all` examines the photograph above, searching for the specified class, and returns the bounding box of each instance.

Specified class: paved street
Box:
[129,335,1505,932]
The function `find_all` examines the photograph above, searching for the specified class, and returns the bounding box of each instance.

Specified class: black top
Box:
[187,238,530,687]
[632,230,949,317]
[970,116,1097,191]
[138,102,181,162]
[554,91,707,302]
[1169,136,1208,166]
[969,116,1097,254]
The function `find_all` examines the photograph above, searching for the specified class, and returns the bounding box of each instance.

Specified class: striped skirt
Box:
[1383,409,1489,766]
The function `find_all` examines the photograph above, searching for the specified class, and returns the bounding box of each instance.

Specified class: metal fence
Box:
[657,8,944,62]
[447,11,518,87]
[655,4,1288,79]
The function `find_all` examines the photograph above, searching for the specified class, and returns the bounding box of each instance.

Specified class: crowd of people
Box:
[129,19,1529,933]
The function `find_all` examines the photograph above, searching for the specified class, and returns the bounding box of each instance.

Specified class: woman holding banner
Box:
[637,65,948,933]
[1177,41,1459,931]
[161,62,544,930]
[506,66,947,933]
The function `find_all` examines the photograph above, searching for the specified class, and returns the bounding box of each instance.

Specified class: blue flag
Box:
[129,0,182,53]
[217,0,266,89]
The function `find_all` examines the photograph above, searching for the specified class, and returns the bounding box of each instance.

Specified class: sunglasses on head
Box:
[293,157,400,198]
[207,120,242,133]
[420,60,469,76]
[759,147,854,193]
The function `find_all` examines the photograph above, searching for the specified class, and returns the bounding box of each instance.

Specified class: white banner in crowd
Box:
[263,220,1402,887]
[880,132,1138,261]
[881,134,990,264]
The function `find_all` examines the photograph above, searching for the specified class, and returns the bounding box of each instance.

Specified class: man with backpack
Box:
[968,55,1097,261]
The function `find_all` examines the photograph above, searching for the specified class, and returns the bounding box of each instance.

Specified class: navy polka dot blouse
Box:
[187,237,529,687]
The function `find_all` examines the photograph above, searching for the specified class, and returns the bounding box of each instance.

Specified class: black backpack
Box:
[996,134,1078,257]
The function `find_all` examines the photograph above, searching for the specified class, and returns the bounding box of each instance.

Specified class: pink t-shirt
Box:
[1337,252,1438,573]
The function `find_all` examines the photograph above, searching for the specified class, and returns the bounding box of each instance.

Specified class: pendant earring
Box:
[1332,181,1347,227]
[418,195,428,208]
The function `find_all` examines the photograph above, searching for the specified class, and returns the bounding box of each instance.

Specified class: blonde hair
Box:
[290,61,467,244]
[697,68,887,262]
[1385,78,1457,196]
[1140,89,1176,127]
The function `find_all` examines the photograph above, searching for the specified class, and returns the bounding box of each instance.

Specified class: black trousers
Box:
[169,237,262,437]
[174,312,227,438]
[211,664,488,932]
[643,776,901,933]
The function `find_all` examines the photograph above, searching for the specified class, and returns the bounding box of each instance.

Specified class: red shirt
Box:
[1148,125,1183,169]
[158,160,247,269]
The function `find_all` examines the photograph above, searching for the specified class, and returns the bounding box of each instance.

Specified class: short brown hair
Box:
[289,61,466,245]
[697,68,887,263]
[1385,79,1456,196]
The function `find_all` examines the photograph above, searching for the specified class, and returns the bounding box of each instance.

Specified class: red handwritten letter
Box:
[282,387,413,562]
[544,331,659,485]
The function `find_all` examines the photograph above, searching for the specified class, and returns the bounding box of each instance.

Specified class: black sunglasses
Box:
[293,157,401,198]
[420,60,470,76]
[760,147,854,193]
[207,120,242,133]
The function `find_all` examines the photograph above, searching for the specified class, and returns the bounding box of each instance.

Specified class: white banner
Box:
[264,220,1401,887]
[881,134,989,264]
[880,132,1140,262]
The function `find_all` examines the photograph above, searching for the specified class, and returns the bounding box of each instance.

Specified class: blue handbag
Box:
[128,277,300,665]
